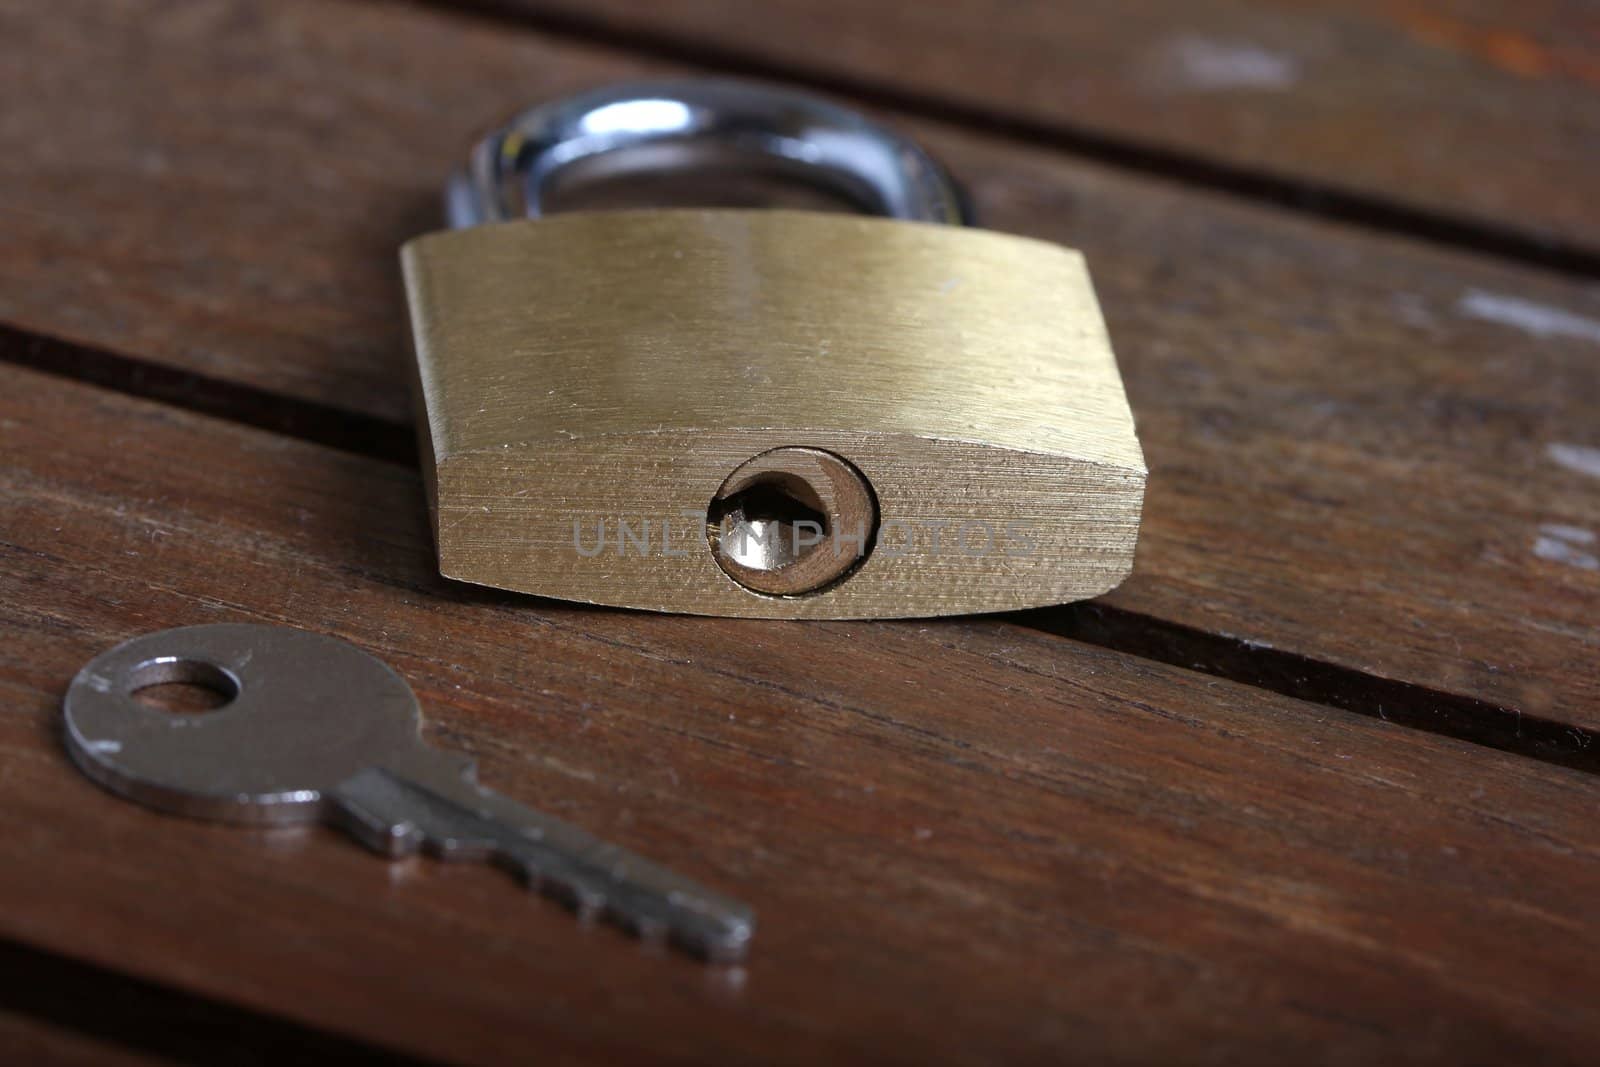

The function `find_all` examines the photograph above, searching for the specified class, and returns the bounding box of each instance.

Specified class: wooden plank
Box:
[0,0,1597,725]
[0,1013,168,1067]
[0,937,428,1065]
[491,0,1600,255]
[6,367,1600,1063]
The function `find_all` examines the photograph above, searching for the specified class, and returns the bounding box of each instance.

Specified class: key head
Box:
[64,624,424,824]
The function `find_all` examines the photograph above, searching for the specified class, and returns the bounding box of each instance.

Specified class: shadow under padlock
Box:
[402,80,1145,620]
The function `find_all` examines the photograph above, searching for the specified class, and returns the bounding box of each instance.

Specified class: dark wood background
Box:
[2,1,1598,1063]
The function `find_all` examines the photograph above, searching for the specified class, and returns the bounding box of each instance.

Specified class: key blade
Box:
[327,750,754,963]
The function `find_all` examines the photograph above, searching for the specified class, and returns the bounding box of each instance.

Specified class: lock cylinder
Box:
[707,448,878,597]
[403,82,1146,619]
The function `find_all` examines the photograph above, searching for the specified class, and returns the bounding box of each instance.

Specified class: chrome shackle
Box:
[444,80,970,227]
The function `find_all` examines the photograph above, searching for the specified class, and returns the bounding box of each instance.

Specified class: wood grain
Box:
[0,0,1595,725]
[487,0,1600,254]
[6,362,1600,1063]
[0,1014,168,1067]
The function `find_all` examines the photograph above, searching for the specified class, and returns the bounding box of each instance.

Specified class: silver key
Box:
[63,623,754,962]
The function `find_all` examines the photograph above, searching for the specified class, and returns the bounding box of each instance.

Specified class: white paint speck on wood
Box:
[1534,524,1600,571]
[1459,290,1600,345]
[1548,442,1600,480]
[1152,36,1300,91]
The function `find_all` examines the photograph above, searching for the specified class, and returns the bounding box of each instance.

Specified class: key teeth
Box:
[506,855,745,960]
[498,853,606,922]
[656,915,753,964]
[627,914,671,947]
[609,893,755,963]
[494,852,541,892]
[328,784,425,858]
[541,876,608,924]
[697,931,753,965]
[335,763,756,963]
[378,821,426,858]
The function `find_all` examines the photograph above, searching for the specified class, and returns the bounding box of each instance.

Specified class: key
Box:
[63,623,754,962]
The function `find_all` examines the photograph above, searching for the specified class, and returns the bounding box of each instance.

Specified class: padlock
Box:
[402,81,1145,619]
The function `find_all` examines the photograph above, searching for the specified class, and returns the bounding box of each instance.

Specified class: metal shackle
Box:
[444,80,969,228]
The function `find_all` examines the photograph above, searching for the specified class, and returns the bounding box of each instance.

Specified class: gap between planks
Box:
[386,0,1600,282]
[7,322,1596,777]
[0,937,430,1066]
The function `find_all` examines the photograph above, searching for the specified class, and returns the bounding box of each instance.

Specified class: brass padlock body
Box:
[403,209,1145,619]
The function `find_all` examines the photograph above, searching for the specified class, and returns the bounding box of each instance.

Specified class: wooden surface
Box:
[0,1014,166,1067]
[1,0,1597,1062]
[491,0,1600,261]
[4,0,1598,729]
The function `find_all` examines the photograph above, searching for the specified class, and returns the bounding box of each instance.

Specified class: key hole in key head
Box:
[127,657,240,714]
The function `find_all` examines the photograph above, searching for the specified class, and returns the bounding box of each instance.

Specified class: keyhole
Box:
[709,478,832,572]
[707,448,878,597]
[128,657,239,714]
